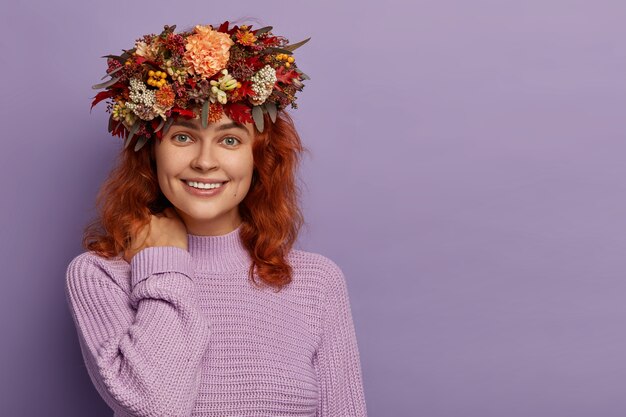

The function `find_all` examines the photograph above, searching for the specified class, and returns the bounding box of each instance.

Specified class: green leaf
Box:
[134,136,149,152]
[108,117,124,134]
[254,26,273,35]
[124,123,139,150]
[263,47,293,55]
[201,100,210,128]
[101,54,123,63]
[100,65,124,80]
[153,118,166,133]
[273,90,288,98]
[163,24,176,34]
[283,37,311,52]
[163,117,175,135]
[295,69,310,80]
[92,76,121,90]
[252,105,264,132]
[266,101,277,123]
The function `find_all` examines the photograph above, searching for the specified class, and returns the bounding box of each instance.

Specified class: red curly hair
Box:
[82,110,309,291]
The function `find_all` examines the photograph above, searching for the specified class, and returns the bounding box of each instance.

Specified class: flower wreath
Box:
[91,21,310,151]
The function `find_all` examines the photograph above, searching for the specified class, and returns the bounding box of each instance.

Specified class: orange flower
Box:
[236,28,257,46]
[208,103,224,123]
[184,25,234,78]
[155,84,175,108]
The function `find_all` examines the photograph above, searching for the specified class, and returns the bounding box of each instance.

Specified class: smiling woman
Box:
[65,20,368,417]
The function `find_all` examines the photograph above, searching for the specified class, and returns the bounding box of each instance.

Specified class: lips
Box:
[182,178,229,186]
[181,179,227,197]
[187,182,223,188]
[183,178,228,184]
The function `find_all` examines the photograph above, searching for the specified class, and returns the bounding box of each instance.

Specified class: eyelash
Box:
[172,134,241,146]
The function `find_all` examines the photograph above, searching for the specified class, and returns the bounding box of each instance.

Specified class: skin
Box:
[123,113,256,263]
[123,207,190,262]
[153,113,256,236]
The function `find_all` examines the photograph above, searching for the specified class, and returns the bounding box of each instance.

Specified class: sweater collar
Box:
[187,224,251,272]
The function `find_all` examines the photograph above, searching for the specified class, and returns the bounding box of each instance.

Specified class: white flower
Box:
[206,69,238,105]
[249,65,277,105]
[126,78,158,120]
[128,78,156,106]
[210,85,228,104]
[210,69,238,91]
[134,40,159,60]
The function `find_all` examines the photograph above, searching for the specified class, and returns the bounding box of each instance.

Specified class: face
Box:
[153,113,256,236]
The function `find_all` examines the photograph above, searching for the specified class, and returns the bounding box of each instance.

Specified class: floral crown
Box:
[91,21,310,151]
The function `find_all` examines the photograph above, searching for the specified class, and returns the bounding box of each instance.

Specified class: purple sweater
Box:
[64,225,368,417]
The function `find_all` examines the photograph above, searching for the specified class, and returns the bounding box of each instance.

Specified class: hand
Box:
[123,207,189,263]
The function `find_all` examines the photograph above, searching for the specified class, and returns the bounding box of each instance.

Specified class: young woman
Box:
[65,21,368,416]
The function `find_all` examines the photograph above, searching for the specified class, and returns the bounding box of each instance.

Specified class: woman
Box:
[65,20,368,417]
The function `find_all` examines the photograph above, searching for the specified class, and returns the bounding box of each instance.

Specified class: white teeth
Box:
[186,180,225,190]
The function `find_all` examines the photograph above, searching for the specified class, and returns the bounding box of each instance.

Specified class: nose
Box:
[191,141,219,171]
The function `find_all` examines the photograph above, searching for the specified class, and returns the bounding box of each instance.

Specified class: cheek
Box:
[154,147,184,191]
[228,154,254,198]
[155,158,171,185]
[225,150,254,178]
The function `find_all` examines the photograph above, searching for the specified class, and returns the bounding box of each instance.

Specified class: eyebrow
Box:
[170,119,248,134]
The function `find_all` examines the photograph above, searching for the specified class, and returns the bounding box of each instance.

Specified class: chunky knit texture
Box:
[65,224,368,417]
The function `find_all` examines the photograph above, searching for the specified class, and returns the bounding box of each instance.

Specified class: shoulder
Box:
[288,248,344,274]
[286,248,348,292]
[65,251,129,296]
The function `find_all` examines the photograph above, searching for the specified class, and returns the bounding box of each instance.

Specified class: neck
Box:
[187,223,251,272]
[179,208,243,236]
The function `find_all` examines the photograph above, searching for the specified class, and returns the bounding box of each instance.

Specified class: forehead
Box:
[170,115,252,136]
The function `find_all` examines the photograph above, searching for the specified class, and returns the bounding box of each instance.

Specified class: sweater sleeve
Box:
[64,246,211,417]
[313,257,368,417]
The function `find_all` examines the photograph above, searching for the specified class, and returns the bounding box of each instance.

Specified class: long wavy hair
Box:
[82,110,309,291]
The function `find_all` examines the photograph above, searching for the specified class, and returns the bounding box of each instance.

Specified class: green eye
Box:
[173,134,191,143]
[222,137,241,146]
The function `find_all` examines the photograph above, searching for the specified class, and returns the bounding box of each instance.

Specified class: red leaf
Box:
[237,80,254,98]
[143,57,162,68]
[91,90,114,110]
[218,21,230,33]
[170,107,196,118]
[111,121,126,138]
[275,66,300,84]
[261,36,279,46]
[246,56,263,71]
[112,81,127,89]
[224,102,253,124]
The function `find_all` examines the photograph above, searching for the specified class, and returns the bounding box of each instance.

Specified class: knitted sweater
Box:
[64,225,368,417]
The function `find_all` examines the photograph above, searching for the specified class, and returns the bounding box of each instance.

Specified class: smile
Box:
[184,180,226,190]
[181,179,228,198]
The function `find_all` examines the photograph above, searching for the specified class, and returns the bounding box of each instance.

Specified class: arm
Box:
[313,257,368,416]
[64,246,210,417]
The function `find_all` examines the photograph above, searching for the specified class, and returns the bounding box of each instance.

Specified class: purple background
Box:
[2,1,626,416]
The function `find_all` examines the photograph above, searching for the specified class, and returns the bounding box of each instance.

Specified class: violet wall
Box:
[2,0,626,415]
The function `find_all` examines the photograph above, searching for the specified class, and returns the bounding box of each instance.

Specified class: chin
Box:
[183,203,237,220]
